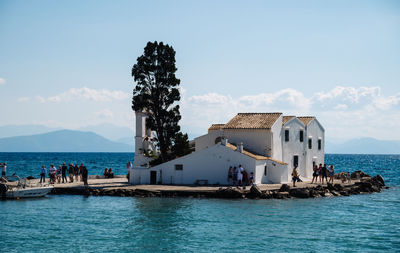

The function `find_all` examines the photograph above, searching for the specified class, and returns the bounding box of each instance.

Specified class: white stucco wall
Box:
[254,160,289,184]
[270,116,283,161]
[194,130,223,152]
[131,143,258,185]
[281,118,307,178]
[223,129,271,157]
[304,119,325,177]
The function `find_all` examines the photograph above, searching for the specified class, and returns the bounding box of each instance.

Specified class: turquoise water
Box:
[1,154,399,252]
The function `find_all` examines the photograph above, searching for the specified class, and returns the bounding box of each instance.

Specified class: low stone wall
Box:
[50,172,388,199]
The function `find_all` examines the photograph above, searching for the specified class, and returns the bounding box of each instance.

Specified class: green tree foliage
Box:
[171,132,193,158]
[132,41,182,163]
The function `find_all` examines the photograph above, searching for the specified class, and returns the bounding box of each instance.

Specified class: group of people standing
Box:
[0,162,6,178]
[227,165,254,187]
[311,164,335,184]
[40,163,88,186]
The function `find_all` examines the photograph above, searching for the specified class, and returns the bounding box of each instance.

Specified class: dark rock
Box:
[340,190,350,196]
[327,183,334,191]
[371,185,381,193]
[359,182,373,192]
[216,187,244,199]
[289,188,310,198]
[26,176,36,180]
[333,184,344,191]
[372,175,385,187]
[247,185,263,199]
[330,190,340,196]
[351,170,371,179]
[309,189,320,198]
[273,191,289,199]
[279,184,290,192]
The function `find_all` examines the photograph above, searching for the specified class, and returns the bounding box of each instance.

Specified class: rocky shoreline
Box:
[50,171,388,199]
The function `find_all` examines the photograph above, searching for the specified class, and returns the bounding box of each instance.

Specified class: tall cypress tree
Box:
[132,41,181,163]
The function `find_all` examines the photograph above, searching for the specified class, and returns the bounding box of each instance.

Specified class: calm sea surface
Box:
[0,153,399,252]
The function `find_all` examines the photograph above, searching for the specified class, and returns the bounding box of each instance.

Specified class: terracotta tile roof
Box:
[208,124,225,131]
[282,116,295,125]
[297,116,315,126]
[225,143,287,165]
[223,113,282,129]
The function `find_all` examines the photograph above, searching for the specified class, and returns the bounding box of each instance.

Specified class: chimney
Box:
[221,138,228,146]
[237,142,244,153]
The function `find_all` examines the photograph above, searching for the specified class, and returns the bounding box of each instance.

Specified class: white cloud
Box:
[0,78,6,85]
[373,93,400,110]
[34,87,130,103]
[180,85,400,140]
[314,86,380,103]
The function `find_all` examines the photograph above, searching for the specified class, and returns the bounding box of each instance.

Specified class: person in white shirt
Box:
[237,164,244,186]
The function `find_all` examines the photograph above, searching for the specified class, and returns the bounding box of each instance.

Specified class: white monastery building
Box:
[130,112,324,185]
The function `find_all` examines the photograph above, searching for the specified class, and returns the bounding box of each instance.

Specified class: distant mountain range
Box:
[0,124,398,154]
[0,130,134,152]
[0,123,133,142]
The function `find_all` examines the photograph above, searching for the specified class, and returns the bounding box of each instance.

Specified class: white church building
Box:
[129,112,324,185]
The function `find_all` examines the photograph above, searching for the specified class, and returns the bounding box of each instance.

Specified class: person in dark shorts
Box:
[292,166,300,187]
[311,164,318,184]
[81,164,88,186]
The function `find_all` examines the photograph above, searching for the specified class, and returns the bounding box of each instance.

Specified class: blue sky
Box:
[0,0,399,141]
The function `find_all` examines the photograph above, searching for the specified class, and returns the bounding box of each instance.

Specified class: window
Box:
[264,165,267,176]
[318,139,322,150]
[299,130,304,142]
[175,164,183,170]
[285,129,289,142]
[293,155,299,167]
[308,138,312,149]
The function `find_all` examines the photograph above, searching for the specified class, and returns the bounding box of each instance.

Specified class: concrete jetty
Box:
[37,171,387,199]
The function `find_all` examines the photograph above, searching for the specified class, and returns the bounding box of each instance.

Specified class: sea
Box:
[0,153,399,253]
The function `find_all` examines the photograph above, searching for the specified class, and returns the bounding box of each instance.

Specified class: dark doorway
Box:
[293,155,299,167]
[150,171,157,184]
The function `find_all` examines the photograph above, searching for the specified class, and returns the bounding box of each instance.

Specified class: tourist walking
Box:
[49,165,56,184]
[40,165,46,183]
[237,165,244,187]
[227,166,233,185]
[62,163,68,183]
[232,167,238,186]
[79,163,84,181]
[249,172,254,185]
[68,163,74,183]
[328,165,335,184]
[56,165,62,183]
[1,162,6,178]
[321,164,328,184]
[311,164,318,184]
[74,164,79,182]
[81,164,88,186]
[292,166,300,187]
[318,164,323,183]
[126,161,133,181]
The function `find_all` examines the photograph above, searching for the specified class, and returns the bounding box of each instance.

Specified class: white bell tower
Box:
[134,111,155,167]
